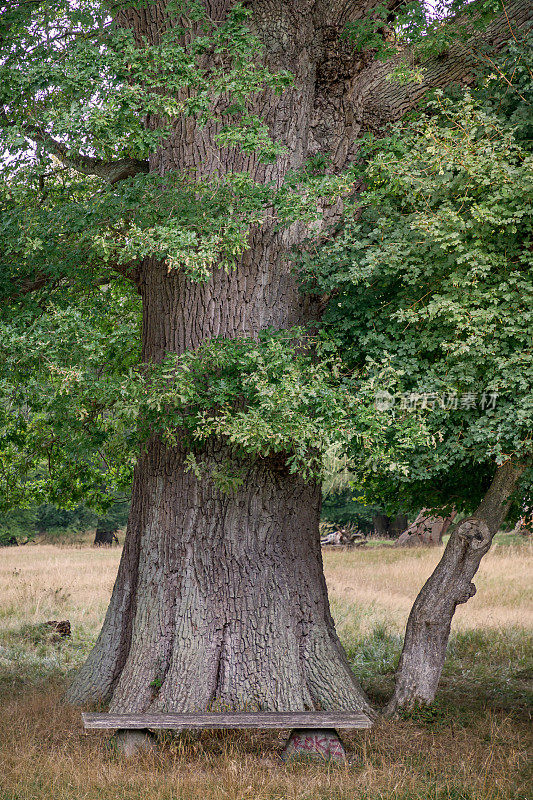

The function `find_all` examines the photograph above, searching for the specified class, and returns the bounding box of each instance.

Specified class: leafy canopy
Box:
[1,1,530,511]
[1,0,357,289]
[0,284,140,510]
[312,34,533,510]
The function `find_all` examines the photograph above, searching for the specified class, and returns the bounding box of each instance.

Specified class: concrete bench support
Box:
[280,728,347,762]
[112,728,158,757]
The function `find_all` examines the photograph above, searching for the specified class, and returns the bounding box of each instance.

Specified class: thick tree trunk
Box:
[67,263,372,717]
[67,437,371,713]
[66,0,376,714]
[385,461,525,715]
[65,0,531,718]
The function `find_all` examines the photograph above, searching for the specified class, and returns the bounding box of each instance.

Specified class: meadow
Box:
[0,536,531,800]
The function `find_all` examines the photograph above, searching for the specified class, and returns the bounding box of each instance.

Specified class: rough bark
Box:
[67,438,372,714]
[66,0,381,714]
[355,0,533,130]
[385,461,525,715]
[395,509,456,547]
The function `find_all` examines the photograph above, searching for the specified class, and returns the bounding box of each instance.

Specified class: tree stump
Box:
[280,728,347,763]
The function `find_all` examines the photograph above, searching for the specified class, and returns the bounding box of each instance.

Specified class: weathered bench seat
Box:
[82,711,372,761]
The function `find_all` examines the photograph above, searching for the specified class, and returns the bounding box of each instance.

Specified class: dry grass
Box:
[0,542,118,639]
[324,540,533,632]
[0,539,532,800]
[1,688,531,800]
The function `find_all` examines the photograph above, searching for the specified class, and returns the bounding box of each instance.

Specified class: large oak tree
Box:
[1,0,530,715]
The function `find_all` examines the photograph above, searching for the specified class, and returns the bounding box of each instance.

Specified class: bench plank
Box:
[83,711,372,731]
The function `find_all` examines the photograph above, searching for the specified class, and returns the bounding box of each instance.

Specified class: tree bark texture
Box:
[66,0,531,715]
[386,461,525,715]
[66,0,383,714]
[67,436,372,714]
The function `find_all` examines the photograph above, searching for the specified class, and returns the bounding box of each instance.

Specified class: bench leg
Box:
[280,728,347,763]
[111,729,158,757]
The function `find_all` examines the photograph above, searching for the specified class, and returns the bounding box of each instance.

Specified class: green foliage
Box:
[1,1,292,161]
[0,284,141,509]
[342,0,522,89]
[0,508,36,546]
[94,499,130,532]
[321,490,385,532]
[310,37,533,511]
[0,499,129,544]
[34,504,95,535]
[0,1,531,512]
[1,0,355,290]
[140,329,425,481]
[343,1,427,56]
[342,0,507,60]
[1,159,358,296]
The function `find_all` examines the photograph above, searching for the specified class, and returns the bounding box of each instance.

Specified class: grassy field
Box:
[0,536,531,800]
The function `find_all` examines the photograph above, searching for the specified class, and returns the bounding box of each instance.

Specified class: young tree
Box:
[1,0,530,715]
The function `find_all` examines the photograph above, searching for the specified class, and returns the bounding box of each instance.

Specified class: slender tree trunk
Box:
[385,461,525,715]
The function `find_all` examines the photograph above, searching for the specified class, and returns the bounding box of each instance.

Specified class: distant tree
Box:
[0,507,36,545]
[34,504,95,535]
[394,509,456,547]
[321,491,402,534]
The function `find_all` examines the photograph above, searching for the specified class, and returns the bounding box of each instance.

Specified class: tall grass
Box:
[0,538,531,800]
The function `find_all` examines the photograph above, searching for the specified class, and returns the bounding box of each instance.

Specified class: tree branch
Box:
[27,127,149,183]
[355,0,533,128]
[3,265,140,304]
[3,272,53,303]
[1,111,149,184]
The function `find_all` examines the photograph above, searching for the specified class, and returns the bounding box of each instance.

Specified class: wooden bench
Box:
[82,711,372,761]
